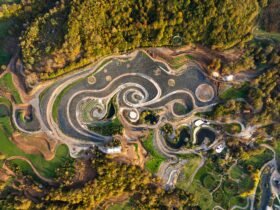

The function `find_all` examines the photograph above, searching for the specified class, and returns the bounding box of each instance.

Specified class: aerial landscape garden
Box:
[0,0,279,209]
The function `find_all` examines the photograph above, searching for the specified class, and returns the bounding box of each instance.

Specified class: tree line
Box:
[19,0,263,86]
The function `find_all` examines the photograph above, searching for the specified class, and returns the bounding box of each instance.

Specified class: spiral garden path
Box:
[15,50,217,158]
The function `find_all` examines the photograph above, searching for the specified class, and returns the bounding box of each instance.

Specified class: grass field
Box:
[176,155,201,190]
[0,73,22,104]
[0,124,70,178]
[142,132,166,174]
[220,84,249,100]
[0,97,70,178]
[184,158,250,209]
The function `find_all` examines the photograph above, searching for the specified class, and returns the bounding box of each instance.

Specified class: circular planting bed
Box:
[15,109,41,132]
[87,75,96,85]
[173,102,190,116]
[223,180,239,195]
[213,189,224,203]
[195,83,215,102]
[202,174,218,191]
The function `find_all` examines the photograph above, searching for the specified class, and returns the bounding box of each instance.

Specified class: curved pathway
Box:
[4,156,55,185]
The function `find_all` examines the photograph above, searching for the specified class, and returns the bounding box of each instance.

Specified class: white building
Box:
[212,72,220,77]
[194,119,209,127]
[215,143,225,153]
[223,75,234,81]
[99,146,122,154]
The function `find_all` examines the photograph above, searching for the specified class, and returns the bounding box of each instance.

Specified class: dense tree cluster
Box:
[20,0,262,83]
[0,151,197,209]
[248,67,279,125]
[222,40,280,74]
[260,0,280,33]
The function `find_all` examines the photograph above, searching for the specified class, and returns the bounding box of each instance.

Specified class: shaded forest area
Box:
[260,0,280,33]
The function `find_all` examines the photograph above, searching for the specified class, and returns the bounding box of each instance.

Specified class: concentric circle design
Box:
[195,84,215,102]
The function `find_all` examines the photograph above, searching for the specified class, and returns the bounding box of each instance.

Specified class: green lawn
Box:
[187,180,214,210]
[176,155,201,190]
[0,73,22,104]
[242,149,273,170]
[0,97,70,178]
[229,165,243,180]
[220,84,249,100]
[0,96,11,107]
[229,149,273,196]
[0,124,70,178]
[142,132,166,174]
[88,117,123,136]
[184,158,248,209]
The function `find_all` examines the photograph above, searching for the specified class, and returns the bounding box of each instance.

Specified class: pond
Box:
[196,128,216,145]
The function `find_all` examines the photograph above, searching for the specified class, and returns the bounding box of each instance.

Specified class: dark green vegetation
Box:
[173,102,189,115]
[142,132,165,174]
[209,45,279,133]
[213,39,280,75]
[88,117,123,136]
[19,0,262,84]
[0,150,197,209]
[161,124,190,149]
[0,0,61,70]
[195,128,216,145]
[139,110,159,125]
[220,84,249,100]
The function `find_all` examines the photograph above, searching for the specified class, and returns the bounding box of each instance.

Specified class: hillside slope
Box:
[20,0,261,86]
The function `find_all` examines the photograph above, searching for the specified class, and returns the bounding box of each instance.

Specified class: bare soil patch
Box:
[11,132,57,160]
[147,45,242,71]
[109,137,146,169]
[0,168,11,182]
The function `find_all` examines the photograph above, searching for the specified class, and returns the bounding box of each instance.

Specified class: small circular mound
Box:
[106,75,112,82]
[195,83,215,102]
[168,79,175,87]
[129,111,137,120]
[153,68,161,76]
[87,76,96,85]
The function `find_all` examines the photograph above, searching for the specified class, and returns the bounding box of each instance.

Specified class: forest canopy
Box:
[20,0,261,83]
